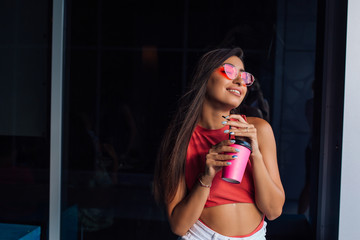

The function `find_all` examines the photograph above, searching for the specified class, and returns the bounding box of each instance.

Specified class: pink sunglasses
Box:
[221,63,255,86]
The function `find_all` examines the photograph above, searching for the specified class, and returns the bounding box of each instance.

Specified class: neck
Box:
[198,101,231,129]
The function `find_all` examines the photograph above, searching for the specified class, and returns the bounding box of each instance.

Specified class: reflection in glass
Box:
[0,1,52,239]
[60,0,317,239]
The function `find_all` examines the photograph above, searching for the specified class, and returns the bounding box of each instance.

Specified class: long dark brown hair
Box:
[153,47,245,205]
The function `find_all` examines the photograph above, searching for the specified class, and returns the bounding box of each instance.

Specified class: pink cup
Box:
[222,139,252,184]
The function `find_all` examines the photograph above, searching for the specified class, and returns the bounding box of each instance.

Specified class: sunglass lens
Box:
[224,64,237,79]
[240,72,255,86]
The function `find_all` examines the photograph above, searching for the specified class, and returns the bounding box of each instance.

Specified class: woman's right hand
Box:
[166,139,240,236]
[201,139,239,183]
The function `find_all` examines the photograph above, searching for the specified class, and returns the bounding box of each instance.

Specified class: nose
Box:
[232,75,246,87]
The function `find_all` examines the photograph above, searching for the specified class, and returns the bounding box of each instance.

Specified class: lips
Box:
[226,88,242,96]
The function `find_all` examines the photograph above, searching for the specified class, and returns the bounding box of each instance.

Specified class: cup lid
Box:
[233,139,252,152]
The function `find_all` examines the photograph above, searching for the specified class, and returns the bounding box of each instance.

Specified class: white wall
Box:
[338,0,360,239]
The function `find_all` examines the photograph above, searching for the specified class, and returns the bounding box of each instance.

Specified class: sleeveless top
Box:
[185,124,255,208]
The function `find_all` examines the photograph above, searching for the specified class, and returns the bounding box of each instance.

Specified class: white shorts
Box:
[178,220,267,240]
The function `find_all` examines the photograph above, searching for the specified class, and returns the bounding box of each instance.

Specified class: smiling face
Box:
[204,56,248,111]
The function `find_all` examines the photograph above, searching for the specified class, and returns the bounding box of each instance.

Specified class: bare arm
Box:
[249,117,285,220]
[166,139,238,236]
[166,176,210,236]
[225,115,285,220]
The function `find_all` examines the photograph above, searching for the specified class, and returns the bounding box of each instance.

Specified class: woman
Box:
[154,47,285,239]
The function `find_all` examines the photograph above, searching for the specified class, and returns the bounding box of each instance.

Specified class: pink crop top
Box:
[185,124,255,208]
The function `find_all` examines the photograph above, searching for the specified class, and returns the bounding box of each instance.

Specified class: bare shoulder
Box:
[246,117,273,133]
[247,117,276,150]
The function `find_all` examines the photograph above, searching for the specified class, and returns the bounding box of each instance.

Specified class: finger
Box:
[242,125,256,133]
[231,127,256,134]
[225,120,249,129]
[229,124,255,133]
[229,128,257,139]
[206,152,236,161]
[210,146,239,155]
[210,139,238,153]
[212,153,238,161]
[212,160,233,167]
[221,146,241,153]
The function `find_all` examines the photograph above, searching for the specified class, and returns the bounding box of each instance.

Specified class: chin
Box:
[232,99,243,107]
[224,102,241,110]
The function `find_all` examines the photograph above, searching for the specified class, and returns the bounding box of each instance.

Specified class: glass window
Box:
[61,0,317,239]
[0,1,52,239]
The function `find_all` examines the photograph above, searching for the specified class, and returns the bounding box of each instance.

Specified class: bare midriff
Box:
[200,203,263,237]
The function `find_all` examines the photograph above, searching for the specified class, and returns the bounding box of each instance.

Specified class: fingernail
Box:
[235,148,240,152]
[224,130,230,133]
[227,162,232,165]
[230,140,236,143]
[230,132,235,135]
[221,121,227,124]
[232,155,238,158]
[225,115,230,119]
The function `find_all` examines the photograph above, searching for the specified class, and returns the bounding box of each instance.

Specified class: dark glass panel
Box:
[62,0,317,239]
[0,1,52,239]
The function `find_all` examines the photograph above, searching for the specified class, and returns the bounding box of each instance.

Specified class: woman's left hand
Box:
[224,115,285,220]
[223,114,261,157]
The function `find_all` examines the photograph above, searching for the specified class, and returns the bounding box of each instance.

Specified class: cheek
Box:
[243,86,248,95]
[206,77,222,93]
[205,84,218,99]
